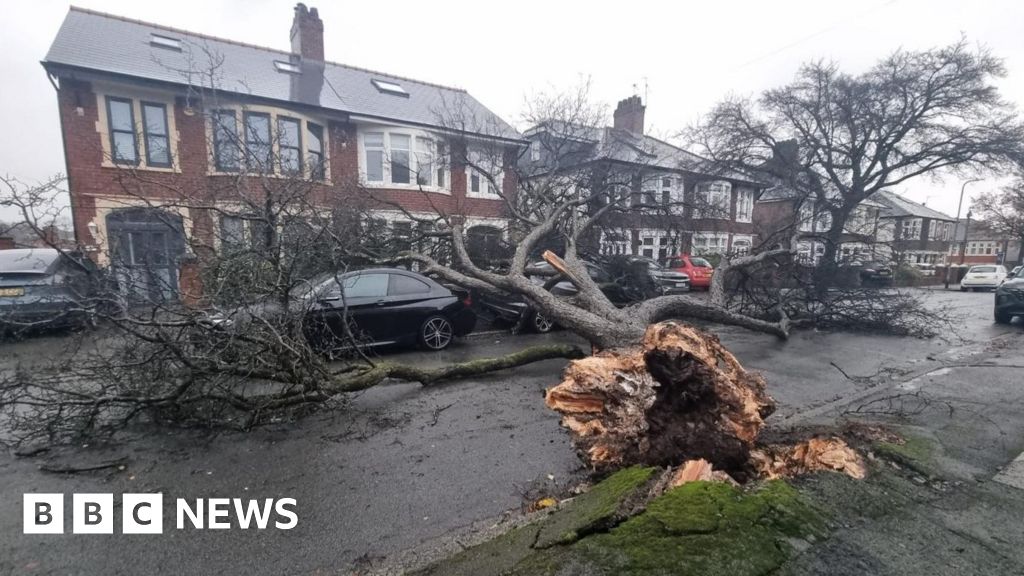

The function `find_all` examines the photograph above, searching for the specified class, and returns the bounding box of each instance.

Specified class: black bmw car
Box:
[209,268,476,352]
[994,275,1024,325]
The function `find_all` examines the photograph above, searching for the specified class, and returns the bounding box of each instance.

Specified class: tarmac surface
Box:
[0,287,1021,575]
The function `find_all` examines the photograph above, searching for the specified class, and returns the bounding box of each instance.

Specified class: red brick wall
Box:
[56,77,510,259]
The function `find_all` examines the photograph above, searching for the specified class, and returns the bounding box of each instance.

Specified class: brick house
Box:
[871,191,956,265]
[42,5,522,299]
[752,185,886,264]
[521,96,763,262]
[947,219,1022,266]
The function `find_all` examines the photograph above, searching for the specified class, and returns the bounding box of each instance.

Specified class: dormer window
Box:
[371,79,408,97]
[274,60,301,74]
[150,34,181,51]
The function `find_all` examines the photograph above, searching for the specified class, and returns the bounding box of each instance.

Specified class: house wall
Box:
[55,76,512,263]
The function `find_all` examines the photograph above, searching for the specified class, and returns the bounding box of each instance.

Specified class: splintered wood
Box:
[545,321,865,482]
[545,321,776,480]
[752,437,867,479]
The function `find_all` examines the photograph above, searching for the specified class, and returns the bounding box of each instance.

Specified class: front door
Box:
[107,208,185,305]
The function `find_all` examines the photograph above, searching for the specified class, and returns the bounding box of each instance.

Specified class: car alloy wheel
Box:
[532,312,554,333]
[420,315,454,350]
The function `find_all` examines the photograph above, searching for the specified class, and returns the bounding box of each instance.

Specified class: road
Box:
[0,288,1020,575]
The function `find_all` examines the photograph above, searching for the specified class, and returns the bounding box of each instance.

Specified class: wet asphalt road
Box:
[0,288,1020,575]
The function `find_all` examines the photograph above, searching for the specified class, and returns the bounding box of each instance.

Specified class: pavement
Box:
[0,288,1022,575]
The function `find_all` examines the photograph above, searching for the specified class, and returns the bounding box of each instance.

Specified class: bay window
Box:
[694,181,731,219]
[389,133,411,184]
[244,112,272,173]
[415,138,434,186]
[307,122,325,180]
[278,117,302,175]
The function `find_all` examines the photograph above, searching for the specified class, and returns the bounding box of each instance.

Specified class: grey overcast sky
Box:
[1,0,1022,222]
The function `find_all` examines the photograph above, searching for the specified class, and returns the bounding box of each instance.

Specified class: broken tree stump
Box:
[545,321,776,481]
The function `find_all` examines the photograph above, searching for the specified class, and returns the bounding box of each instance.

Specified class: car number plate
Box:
[0,287,25,297]
[676,282,688,287]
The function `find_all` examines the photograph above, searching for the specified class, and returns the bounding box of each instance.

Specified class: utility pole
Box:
[960,209,973,265]
[945,179,981,289]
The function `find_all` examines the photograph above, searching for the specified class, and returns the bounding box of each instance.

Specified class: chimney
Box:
[290,3,324,61]
[613,96,645,134]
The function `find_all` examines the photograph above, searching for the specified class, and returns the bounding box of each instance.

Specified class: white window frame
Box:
[600,230,631,256]
[465,147,504,199]
[359,127,450,193]
[692,232,729,256]
[731,234,753,256]
[694,181,732,220]
[798,200,814,232]
[636,229,676,261]
[902,218,922,240]
[735,188,753,223]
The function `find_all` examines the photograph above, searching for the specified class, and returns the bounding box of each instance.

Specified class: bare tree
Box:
[972,174,1024,262]
[691,40,1024,286]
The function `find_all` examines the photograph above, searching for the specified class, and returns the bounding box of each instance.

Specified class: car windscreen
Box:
[970,266,997,273]
[0,249,59,273]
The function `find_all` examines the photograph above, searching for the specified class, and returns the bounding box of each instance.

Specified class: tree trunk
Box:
[545,321,776,481]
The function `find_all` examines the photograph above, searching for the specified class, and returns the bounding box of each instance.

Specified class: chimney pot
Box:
[613,95,645,134]
[291,3,324,61]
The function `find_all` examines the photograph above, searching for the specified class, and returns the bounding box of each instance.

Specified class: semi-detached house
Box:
[42,4,522,300]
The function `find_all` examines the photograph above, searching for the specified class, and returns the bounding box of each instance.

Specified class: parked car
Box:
[851,260,894,286]
[209,268,476,352]
[960,265,1008,292]
[664,254,714,290]
[625,257,691,295]
[994,274,1024,324]
[0,248,102,330]
[479,257,689,334]
[480,260,633,333]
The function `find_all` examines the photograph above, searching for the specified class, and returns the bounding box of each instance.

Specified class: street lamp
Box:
[945,178,981,289]
[960,209,973,265]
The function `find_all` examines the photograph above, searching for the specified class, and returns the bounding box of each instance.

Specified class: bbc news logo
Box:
[24,494,297,534]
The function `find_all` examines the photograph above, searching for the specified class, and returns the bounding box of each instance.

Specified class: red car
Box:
[664,255,715,290]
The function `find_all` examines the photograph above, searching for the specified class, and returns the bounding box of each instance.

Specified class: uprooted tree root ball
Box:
[545,321,866,484]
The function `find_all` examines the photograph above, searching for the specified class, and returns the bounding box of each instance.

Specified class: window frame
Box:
[212,109,240,172]
[243,111,273,174]
[465,147,504,199]
[277,116,304,176]
[105,96,139,166]
[306,122,325,181]
[140,101,171,168]
[694,181,731,220]
[735,188,754,223]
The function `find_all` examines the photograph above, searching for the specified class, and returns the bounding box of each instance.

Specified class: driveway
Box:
[0,288,1019,575]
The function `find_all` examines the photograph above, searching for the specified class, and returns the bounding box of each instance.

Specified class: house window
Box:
[436,141,448,188]
[735,189,753,223]
[466,149,503,198]
[692,232,728,255]
[212,110,240,172]
[244,112,272,173]
[106,96,138,165]
[416,139,434,186]
[364,132,385,182]
[600,231,630,256]
[220,215,245,252]
[141,102,170,167]
[815,210,832,232]
[307,122,324,180]
[694,181,731,219]
[530,140,541,161]
[278,117,302,175]
[392,221,413,252]
[637,231,672,260]
[390,133,412,184]
[798,200,814,232]
[902,218,921,240]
